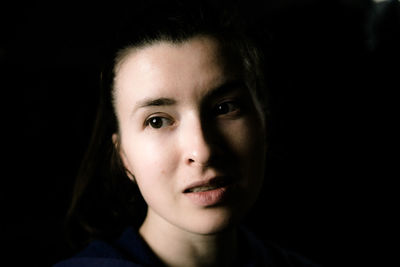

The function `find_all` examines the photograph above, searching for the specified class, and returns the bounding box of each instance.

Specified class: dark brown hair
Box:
[66,0,270,249]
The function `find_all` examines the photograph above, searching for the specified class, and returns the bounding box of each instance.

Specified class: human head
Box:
[66,1,269,248]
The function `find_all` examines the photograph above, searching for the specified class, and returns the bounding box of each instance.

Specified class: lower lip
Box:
[184,186,230,207]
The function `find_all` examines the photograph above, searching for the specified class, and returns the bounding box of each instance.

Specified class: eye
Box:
[213,101,241,116]
[145,116,173,129]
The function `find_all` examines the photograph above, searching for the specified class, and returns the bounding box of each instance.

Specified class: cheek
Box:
[123,134,179,186]
[222,117,264,157]
[221,116,266,192]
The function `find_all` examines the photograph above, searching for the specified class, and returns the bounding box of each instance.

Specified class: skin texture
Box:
[113,35,266,267]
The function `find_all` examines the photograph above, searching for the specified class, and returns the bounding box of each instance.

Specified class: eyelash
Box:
[144,100,243,130]
[145,116,174,129]
[213,100,241,116]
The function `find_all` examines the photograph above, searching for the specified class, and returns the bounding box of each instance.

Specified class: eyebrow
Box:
[133,80,245,114]
[133,97,177,114]
[204,80,245,100]
[136,97,176,109]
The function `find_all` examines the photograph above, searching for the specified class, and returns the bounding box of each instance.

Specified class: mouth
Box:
[183,176,233,193]
[183,176,235,207]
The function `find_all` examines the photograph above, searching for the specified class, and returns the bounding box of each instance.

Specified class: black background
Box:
[1,1,398,266]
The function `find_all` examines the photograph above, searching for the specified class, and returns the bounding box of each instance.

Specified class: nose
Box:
[181,114,213,167]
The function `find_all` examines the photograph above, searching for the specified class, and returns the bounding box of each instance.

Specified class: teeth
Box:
[185,178,231,193]
[189,185,220,193]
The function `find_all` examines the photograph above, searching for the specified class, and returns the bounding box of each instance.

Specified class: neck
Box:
[139,211,238,267]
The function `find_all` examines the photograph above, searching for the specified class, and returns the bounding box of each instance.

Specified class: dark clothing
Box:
[54,227,320,266]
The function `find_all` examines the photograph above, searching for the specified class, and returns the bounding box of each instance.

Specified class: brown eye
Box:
[214,101,240,116]
[145,116,173,129]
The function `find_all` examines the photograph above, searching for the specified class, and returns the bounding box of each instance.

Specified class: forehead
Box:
[113,35,240,102]
[114,35,224,75]
[115,35,238,85]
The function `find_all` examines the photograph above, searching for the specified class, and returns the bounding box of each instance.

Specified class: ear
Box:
[112,133,119,148]
[112,133,135,182]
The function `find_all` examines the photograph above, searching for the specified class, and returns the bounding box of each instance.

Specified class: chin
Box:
[182,207,242,236]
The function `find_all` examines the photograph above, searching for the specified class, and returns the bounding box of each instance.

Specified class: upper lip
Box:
[183,176,232,193]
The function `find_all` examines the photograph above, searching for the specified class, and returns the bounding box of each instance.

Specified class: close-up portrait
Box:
[1,0,397,266]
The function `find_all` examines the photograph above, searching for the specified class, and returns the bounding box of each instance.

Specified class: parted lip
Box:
[183,176,233,193]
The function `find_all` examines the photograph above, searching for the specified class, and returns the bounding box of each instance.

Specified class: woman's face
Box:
[113,36,266,235]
